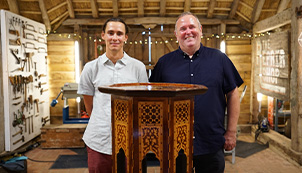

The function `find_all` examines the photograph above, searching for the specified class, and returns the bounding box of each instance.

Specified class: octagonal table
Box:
[99,82,207,173]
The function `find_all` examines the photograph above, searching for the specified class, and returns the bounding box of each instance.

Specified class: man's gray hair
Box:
[174,12,202,31]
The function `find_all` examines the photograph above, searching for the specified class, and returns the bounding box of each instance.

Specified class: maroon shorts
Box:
[87,146,112,173]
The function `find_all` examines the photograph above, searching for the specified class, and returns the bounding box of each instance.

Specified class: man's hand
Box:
[224,130,236,151]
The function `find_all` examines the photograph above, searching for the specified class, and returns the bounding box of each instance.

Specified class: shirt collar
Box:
[178,43,203,58]
[99,52,129,65]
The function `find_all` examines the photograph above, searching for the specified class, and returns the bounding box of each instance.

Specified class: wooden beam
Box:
[228,0,239,19]
[137,0,144,17]
[63,17,240,26]
[38,0,51,32]
[66,0,75,18]
[290,0,302,154]
[184,0,192,12]
[161,36,175,52]
[159,0,166,17]
[277,0,290,13]
[47,1,67,14]
[253,8,292,33]
[236,11,251,23]
[112,0,118,17]
[51,11,69,25]
[251,0,265,24]
[239,1,253,11]
[207,0,216,18]
[7,0,19,14]
[52,13,70,31]
[90,0,99,18]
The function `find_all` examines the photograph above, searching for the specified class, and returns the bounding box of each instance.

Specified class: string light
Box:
[47,32,272,45]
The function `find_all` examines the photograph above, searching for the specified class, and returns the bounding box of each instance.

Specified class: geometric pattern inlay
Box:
[142,127,160,156]
[116,124,127,150]
[114,99,129,123]
[174,100,190,124]
[138,102,163,125]
[176,125,187,151]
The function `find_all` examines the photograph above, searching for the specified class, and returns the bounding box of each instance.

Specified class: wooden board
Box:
[40,124,86,148]
[254,31,290,101]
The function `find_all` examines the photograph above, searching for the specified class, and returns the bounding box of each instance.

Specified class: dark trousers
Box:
[193,149,225,173]
[87,146,112,173]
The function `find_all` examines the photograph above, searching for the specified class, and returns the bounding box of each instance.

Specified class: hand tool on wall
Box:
[37,36,46,44]
[34,62,38,77]
[13,136,24,145]
[37,47,47,53]
[13,96,21,100]
[34,99,39,113]
[31,115,34,133]
[40,88,48,95]
[35,82,46,88]
[25,33,35,41]
[9,29,20,36]
[9,38,21,45]
[25,23,36,33]
[38,74,46,79]
[12,101,22,106]
[10,49,21,64]
[12,127,23,137]
[25,52,34,72]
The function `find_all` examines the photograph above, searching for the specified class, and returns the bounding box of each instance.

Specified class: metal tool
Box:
[13,136,24,145]
[40,88,48,95]
[34,99,39,113]
[10,49,21,64]
[9,29,20,36]
[12,127,23,137]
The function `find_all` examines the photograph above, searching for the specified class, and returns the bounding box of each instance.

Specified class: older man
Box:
[149,12,243,172]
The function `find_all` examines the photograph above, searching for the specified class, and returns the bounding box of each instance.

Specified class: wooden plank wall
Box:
[46,31,252,125]
[226,39,252,124]
[47,37,77,124]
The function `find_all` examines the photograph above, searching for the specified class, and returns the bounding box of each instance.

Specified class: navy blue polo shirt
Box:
[149,44,243,155]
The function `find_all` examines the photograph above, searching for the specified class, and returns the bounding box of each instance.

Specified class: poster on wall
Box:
[254,31,290,101]
[0,10,49,151]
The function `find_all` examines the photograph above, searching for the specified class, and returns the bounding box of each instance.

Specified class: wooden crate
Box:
[40,124,87,148]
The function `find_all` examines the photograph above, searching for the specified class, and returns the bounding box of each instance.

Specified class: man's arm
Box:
[224,87,240,151]
[83,95,93,116]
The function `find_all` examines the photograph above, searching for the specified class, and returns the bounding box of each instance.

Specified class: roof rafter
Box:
[207,0,216,18]
[66,0,75,18]
[251,0,265,24]
[277,0,290,13]
[228,0,239,19]
[159,0,166,17]
[184,0,192,12]
[7,0,19,14]
[112,0,118,17]
[137,0,144,17]
[38,0,51,31]
[90,0,99,18]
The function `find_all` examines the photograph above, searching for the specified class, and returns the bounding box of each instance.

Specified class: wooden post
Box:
[290,0,302,152]
[250,39,259,123]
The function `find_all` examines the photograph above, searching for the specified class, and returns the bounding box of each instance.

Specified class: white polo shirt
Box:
[77,52,148,155]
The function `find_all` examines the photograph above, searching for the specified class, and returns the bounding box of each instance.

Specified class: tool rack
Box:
[0,10,49,151]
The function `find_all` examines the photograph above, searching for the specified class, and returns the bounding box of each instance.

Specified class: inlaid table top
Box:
[98,82,208,97]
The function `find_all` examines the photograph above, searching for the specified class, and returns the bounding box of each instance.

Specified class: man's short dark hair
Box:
[102,18,129,34]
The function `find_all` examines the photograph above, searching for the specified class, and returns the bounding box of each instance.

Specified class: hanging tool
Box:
[9,29,20,36]
[25,23,36,33]
[34,62,38,77]
[13,136,24,145]
[38,74,46,79]
[35,82,46,88]
[40,88,48,95]
[34,99,39,113]
[12,127,23,137]
[10,49,21,64]
[9,38,21,45]
[25,52,34,72]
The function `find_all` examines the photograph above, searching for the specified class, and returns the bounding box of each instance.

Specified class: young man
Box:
[77,18,148,173]
[149,12,243,172]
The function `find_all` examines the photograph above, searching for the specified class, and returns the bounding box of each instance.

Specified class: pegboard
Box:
[0,10,49,151]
